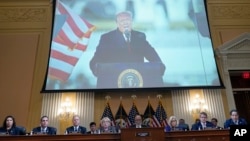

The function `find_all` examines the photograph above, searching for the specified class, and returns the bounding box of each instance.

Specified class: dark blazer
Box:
[224,118,247,129]
[130,124,149,128]
[87,129,99,134]
[90,29,165,77]
[99,126,117,133]
[0,126,22,135]
[65,126,87,134]
[165,125,183,132]
[32,126,57,135]
[178,123,189,131]
[191,121,214,130]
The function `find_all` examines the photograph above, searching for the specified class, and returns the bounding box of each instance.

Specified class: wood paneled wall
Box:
[0,0,250,131]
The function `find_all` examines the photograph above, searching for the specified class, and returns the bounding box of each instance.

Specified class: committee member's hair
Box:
[229,109,238,115]
[40,115,49,122]
[2,115,16,129]
[89,122,96,126]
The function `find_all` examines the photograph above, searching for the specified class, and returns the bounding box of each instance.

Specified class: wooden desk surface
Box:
[0,129,230,141]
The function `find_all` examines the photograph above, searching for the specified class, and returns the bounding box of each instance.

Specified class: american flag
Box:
[115,102,129,128]
[101,102,115,126]
[48,0,95,81]
[143,101,161,127]
[128,102,139,126]
[155,101,168,127]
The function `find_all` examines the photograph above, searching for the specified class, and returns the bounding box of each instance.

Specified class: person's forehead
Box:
[135,116,141,119]
[231,112,238,115]
[42,117,49,121]
[73,117,80,120]
[117,14,131,19]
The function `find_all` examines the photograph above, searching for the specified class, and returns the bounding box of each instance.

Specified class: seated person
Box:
[165,116,182,132]
[32,115,57,135]
[65,115,87,134]
[87,122,98,134]
[191,112,213,130]
[191,118,200,130]
[0,115,23,135]
[211,118,223,129]
[99,117,117,133]
[224,109,247,129]
[130,115,148,128]
[178,118,189,131]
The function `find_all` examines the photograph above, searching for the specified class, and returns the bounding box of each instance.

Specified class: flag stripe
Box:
[48,67,70,81]
[50,50,78,65]
[49,58,74,73]
[51,41,83,57]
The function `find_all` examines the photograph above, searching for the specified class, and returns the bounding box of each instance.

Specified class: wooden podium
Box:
[121,128,165,141]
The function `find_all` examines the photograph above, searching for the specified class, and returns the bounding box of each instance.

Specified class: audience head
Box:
[116,11,133,33]
[211,118,218,127]
[168,116,178,127]
[89,122,97,132]
[134,114,143,126]
[40,115,49,128]
[194,118,200,124]
[72,115,80,126]
[179,119,185,124]
[101,117,111,129]
[2,115,16,129]
[199,112,208,123]
[230,109,239,121]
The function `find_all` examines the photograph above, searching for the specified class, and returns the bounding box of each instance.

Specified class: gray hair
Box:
[116,11,133,21]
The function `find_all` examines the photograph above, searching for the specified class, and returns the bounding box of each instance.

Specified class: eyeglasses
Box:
[200,116,207,118]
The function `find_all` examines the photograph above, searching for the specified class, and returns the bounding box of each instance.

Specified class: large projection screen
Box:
[42,0,223,92]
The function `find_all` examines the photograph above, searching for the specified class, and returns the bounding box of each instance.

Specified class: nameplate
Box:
[32,132,48,135]
[230,125,250,141]
[68,131,81,134]
[203,127,216,130]
[0,133,8,136]
[135,132,150,137]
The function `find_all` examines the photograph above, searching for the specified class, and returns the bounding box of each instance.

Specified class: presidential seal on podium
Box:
[118,69,143,88]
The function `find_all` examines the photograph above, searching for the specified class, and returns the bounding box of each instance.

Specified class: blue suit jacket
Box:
[32,126,57,135]
[65,126,87,134]
[191,121,214,130]
[224,118,247,129]
[165,125,184,132]
[0,127,22,135]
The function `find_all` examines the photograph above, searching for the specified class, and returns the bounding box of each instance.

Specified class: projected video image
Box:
[43,0,222,91]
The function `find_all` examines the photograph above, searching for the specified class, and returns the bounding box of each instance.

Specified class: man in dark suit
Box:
[65,115,87,134]
[191,112,213,130]
[87,122,97,134]
[178,118,189,131]
[211,118,223,129]
[89,11,165,88]
[224,109,247,129]
[32,116,57,135]
[130,115,148,128]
